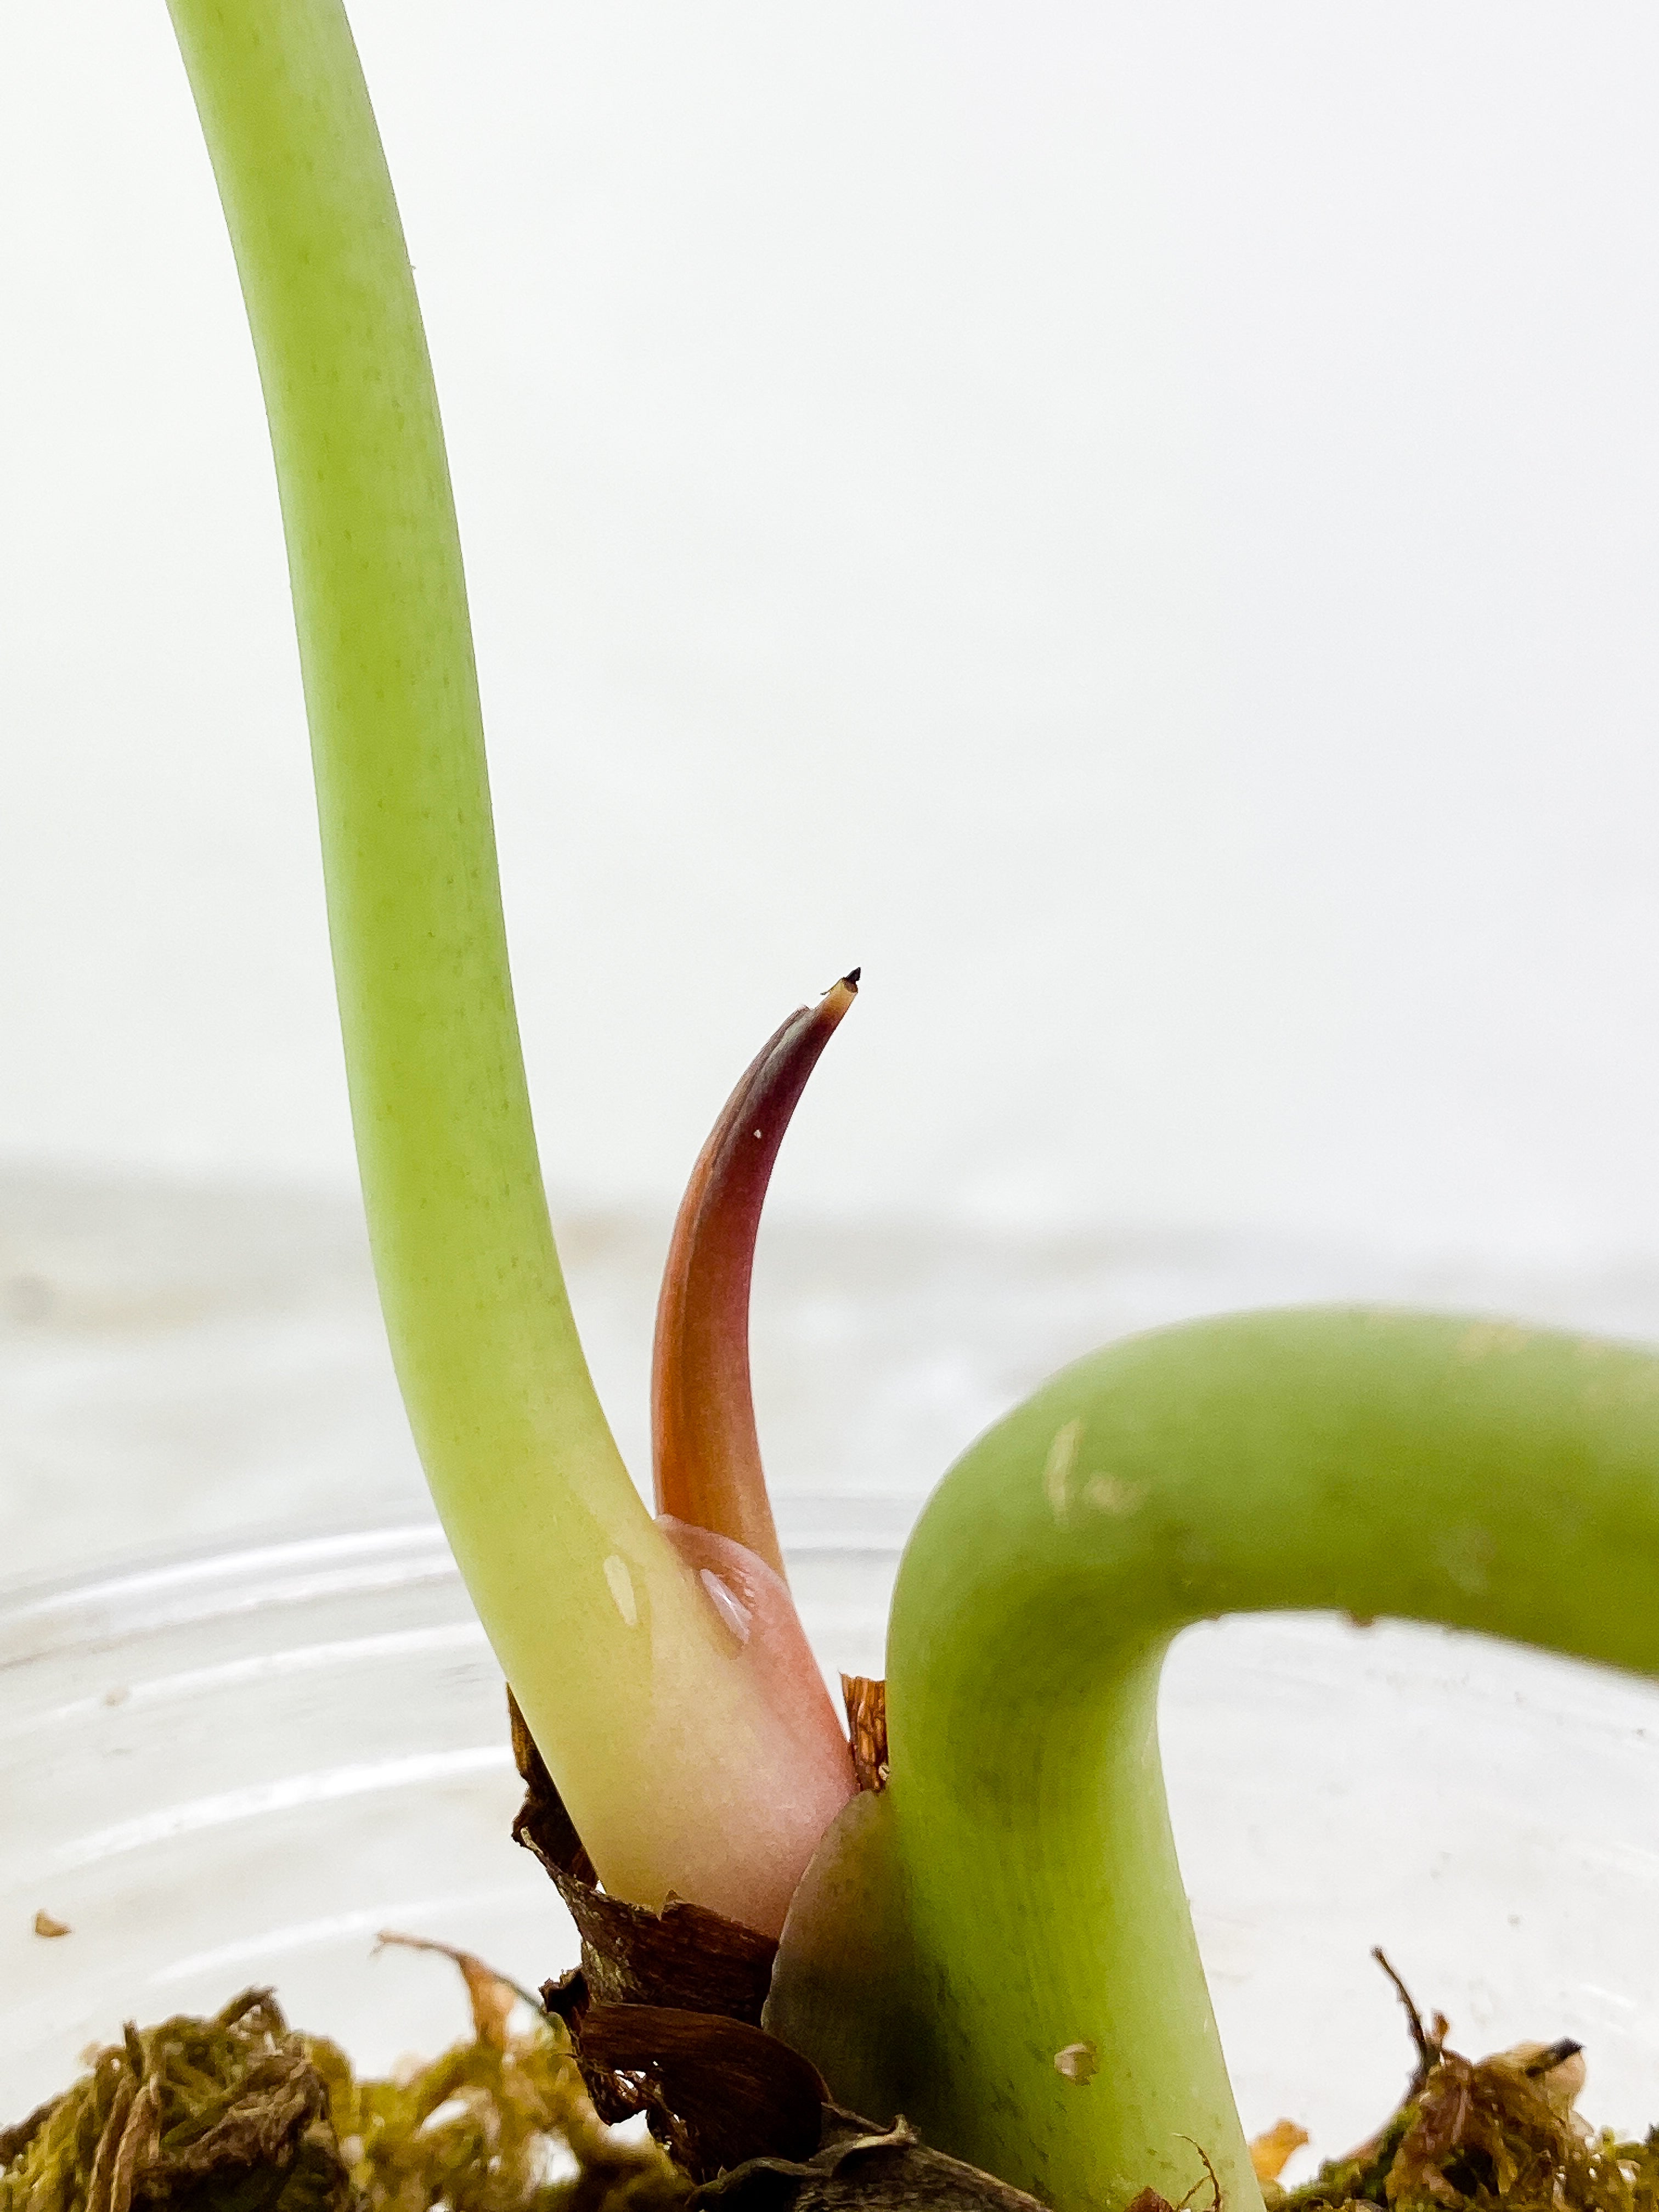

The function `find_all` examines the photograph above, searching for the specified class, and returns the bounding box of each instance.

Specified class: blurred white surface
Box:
[4,8,1659,1257]
[11,1166,1659,1585]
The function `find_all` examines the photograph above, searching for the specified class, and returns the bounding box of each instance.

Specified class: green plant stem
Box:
[773,1308,1659,2212]
[162,0,845,1936]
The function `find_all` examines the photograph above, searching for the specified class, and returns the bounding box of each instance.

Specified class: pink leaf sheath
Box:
[657,1513,860,1936]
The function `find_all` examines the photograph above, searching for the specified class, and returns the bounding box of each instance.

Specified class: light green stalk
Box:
[771,1308,1659,2212]
[162,0,843,1936]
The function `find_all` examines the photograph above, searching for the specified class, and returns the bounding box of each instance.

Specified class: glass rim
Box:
[0,1498,913,1672]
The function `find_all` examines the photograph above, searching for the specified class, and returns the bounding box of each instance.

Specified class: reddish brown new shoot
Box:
[651,973,859,1576]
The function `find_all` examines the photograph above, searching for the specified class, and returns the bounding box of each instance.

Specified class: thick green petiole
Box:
[771,1309,1659,2212]
[163,0,848,1939]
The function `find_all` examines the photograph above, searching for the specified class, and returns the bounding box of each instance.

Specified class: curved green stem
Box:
[162,0,848,1936]
[772,1309,1659,2211]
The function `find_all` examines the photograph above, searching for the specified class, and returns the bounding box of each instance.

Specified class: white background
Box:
[5,6,1659,1260]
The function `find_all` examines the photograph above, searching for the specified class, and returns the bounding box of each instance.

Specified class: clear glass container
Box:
[4,1514,1659,2185]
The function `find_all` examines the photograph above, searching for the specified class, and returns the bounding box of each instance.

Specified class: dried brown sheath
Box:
[652,974,858,1579]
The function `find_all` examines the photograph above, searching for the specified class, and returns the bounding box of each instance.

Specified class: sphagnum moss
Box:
[0,1951,685,2212]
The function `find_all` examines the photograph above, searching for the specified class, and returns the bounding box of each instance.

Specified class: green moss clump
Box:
[1277,2037,1659,2212]
[1,1988,349,2212]
[1,1948,687,2212]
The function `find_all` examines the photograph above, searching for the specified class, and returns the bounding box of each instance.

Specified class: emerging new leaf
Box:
[652,972,859,1577]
